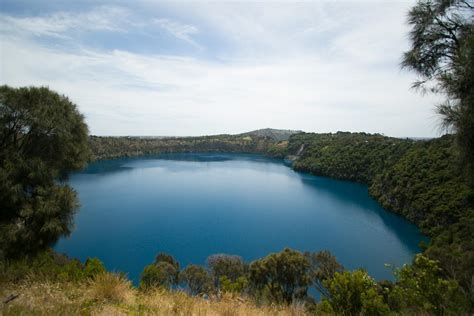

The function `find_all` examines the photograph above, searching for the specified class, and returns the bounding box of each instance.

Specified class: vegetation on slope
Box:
[370,135,473,235]
[402,0,474,182]
[289,132,414,183]
[283,131,474,308]
[239,128,302,142]
[90,133,276,160]
[1,248,468,315]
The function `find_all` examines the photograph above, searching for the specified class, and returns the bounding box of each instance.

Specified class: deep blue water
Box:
[55,153,427,284]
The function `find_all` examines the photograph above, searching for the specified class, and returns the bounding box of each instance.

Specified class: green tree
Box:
[180,264,213,295]
[249,248,310,304]
[220,275,249,294]
[402,0,474,179]
[155,252,179,269]
[0,86,90,259]
[322,269,389,316]
[388,254,467,314]
[207,254,246,287]
[83,258,106,278]
[305,250,343,298]
[140,261,178,290]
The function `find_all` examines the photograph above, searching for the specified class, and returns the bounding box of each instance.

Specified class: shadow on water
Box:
[66,153,427,286]
[82,153,428,255]
[82,158,134,174]
[297,174,428,253]
[82,153,281,175]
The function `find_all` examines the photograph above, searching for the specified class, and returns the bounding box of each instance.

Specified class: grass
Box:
[0,273,310,315]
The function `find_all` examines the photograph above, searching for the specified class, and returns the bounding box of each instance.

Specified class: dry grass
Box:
[1,275,311,316]
[87,272,135,305]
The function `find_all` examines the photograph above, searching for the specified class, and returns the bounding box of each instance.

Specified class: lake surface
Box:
[55,153,426,284]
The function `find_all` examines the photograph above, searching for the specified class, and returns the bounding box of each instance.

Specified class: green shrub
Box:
[220,275,248,294]
[180,264,214,295]
[140,262,178,290]
[84,258,106,278]
[322,269,389,315]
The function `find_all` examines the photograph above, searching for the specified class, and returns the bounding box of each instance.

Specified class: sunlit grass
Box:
[1,278,309,315]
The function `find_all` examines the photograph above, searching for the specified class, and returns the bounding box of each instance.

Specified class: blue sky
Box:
[0,0,442,136]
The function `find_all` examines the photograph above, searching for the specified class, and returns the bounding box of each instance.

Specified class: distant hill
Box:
[239,128,303,141]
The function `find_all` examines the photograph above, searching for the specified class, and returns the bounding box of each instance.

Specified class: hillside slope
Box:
[1,279,305,316]
[239,128,302,141]
[285,132,474,299]
[89,134,275,160]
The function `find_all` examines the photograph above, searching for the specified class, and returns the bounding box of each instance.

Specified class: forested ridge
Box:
[90,133,281,160]
[284,131,474,304]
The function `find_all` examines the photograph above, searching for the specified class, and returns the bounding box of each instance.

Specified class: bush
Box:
[140,262,178,290]
[249,248,310,304]
[0,250,86,283]
[207,254,246,287]
[388,254,467,314]
[220,275,249,294]
[84,258,106,278]
[88,272,132,303]
[322,269,389,315]
[180,264,213,295]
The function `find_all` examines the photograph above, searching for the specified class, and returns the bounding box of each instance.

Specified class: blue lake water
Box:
[55,153,427,284]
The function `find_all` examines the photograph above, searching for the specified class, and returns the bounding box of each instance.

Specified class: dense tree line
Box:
[135,249,468,314]
[284,131,474,309]
[89,129,299,160]
[402,0,474,182]
[90,134,277,160]
[289,132,415,183]
[2,247,469,314]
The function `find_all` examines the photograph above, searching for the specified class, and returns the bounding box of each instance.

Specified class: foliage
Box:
[402,0,474,181]
[207,254,246,287]
[370,135,472,235]
[140,262,179,290]
[1,248,472,314]
[322,269,389,316]
[88,272,133,304]
[220,275,249,294]
[180,264,214,295]
[155,252,180,272]
[249,248,310,304]
[89,134,276,160]
[239,128,302,142]
[83,258,106,278]
[0,86,91,259]
[0,250,104,283]
[388,254,467,314]
[287,132,474,308]
[0,278,310,316]
[305,250,343,297]
[424,209,474,301]
[267,141,290,158]
[290,132,414,183]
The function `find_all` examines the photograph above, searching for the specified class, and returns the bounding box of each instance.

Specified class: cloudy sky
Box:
[0,0,443,137]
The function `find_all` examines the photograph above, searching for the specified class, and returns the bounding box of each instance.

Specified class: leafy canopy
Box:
[249,248,310,304]
[402,0,474,179]
[0,86,90,259]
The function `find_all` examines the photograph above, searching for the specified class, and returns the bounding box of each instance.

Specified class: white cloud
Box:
[0,6,129,38]
[153,18,201,48]
[0,1,443,137]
